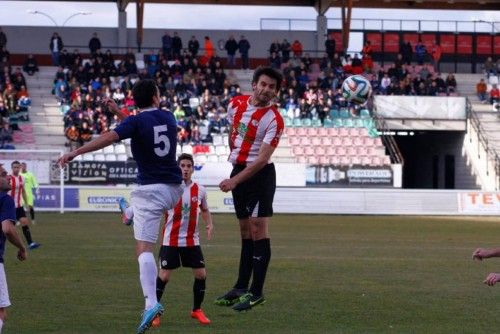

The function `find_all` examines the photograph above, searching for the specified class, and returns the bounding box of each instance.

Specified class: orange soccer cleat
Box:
[191,309,211,325]
[151,315,161,328]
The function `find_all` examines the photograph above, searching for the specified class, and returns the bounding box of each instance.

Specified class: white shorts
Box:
[131,183,183,243]
[0,263,11,308]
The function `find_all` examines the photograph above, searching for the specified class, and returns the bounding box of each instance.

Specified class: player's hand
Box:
[102,97,120,114]
[484,273,500,286]
[57,152,78,168]
[206,223,213,240]
[473,248,492,261]
[17,247,27,261]
[219,178,237,192]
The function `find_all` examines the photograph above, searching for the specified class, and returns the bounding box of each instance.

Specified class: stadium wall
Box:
[36,186,500,216]
[2,25,316,58]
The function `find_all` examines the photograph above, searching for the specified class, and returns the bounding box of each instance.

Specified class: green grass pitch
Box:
[3,213,500,333]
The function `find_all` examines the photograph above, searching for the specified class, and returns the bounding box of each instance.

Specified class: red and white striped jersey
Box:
[227,95,284,165]
[161,182,208,247]
[8,175,24,208]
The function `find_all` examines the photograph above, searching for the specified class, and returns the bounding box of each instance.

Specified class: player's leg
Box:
[118,197,134,226]
[0,263,11,333]
[26,192,35,224]
[156,246,179,302]
[182,247,210,325]
[233,164,275,312]
[18,208,39,250]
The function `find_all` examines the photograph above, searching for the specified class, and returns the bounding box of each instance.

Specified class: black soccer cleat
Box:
[214,288,247,306]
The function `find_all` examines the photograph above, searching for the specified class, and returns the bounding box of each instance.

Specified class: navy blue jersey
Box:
[114,108,182,185]
[0,192,16,264]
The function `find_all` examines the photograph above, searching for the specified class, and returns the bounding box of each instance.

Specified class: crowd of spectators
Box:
[477,57,500,113]
[56,32,240,149]
[0,29,31,148]
[270,38,458,123]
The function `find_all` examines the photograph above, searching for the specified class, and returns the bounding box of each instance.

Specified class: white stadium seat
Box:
[207,154,219,162]
[103,146,114,154]
[94,153,105,161]
[114,144,126,154]
[105,154,117,161]
[116,154,128,161]
[82,153,94,161]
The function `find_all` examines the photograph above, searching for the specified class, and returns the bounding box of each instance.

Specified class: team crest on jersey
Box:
[237,122,248,136]
[181,204,190,217]
[192,196,198,203]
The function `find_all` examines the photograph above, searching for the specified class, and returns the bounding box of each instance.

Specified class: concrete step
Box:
[30,114,63,123]
[32,135,67,146]
[473,104,496,112]
[33,127,65,136]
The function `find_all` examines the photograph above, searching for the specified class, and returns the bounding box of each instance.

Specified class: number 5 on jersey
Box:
[154,125,171,157]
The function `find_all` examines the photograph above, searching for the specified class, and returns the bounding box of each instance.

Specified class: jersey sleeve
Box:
[114,114,138,140]
[226,98,235,125]
[263,111,284,148]
[198,185,208,210]
[0,196,16,223]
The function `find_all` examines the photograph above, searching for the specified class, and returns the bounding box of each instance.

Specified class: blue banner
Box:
[34,187,79,209]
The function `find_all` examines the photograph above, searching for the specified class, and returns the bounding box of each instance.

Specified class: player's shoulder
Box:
[0,192,14,206]
[229,95,250,109]
[268,105,284,123]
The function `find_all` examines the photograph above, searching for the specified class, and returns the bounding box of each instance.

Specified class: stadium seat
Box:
[363,137,375,147]
[182,144,194,154]
[212,135,223,146]
[357,147,368,156]
[347,147,357,156]
[374,137,383,147]
[315,146,325,155]
[311,137,321,146]
[304,146,314,156]
[105,154,117,161]
[114,144,126,154]
[359,128,369,137]
[215,145,227,155]
[306,127,317,136]
[383,156,391,165]
[116,154,128,161]
[361,156,372,165]
[327,128,339,137]
[329,109,339,119]
[339,108,350,118]
[319,156,329,165]
[284,117,293,128]
[194,155,207,164]
[218,155,229,162]
[301,119,312,127]
[103,146,114,154]
[293,146,304,156]
[325,146,336,155]
[359,109,370,118]
[82,153,94,161]
[337,147,347,156]
[332,137,342,146]
[349,128,360,136]
[371,156,382,166]
[288,137,300,146]
[323,119,334,128]
[351,156,362,165]
[342,137,353,146]
[204,154,217,163]
[339,128,349,137]
[353,137,363,146]
[222,135,229,145]
[307,156,319,165]
[297,156,307,164]
[94,153,105,161]
[73,155,83,161]
[333,118,343,128]
[321,137,332,146]
[343,118,354,128]
[300,137,311,146]
[340,156,351,166]
[317,127,328,137]
[292,118,302,127]
[94,149,104,154]
[296,127,307,136]
[329,156,340,165]
[285,128,296,136]
[312,119,322,127]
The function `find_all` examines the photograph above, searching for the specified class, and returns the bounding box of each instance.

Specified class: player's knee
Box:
[158,269,170,282]
[194,270,206,280]
[0,308,7,321]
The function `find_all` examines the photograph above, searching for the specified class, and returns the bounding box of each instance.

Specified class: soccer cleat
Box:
[118,197,133,226]
[28,242,40,250]
[151,315,161,328]
[232,293,266,312]
[191,309,211,325]
[137,303,164,334]
[214,288,247,306]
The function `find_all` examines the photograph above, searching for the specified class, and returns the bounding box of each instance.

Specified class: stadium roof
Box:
[22,0,500,11]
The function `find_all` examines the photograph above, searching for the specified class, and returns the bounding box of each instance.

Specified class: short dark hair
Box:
[11,160,20,167]
[178,153,194,166]
[132,79,158,108]
[252,66,283,92]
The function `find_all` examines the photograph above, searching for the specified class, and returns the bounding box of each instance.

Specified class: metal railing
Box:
[466,98,500,190]
[371,105,404,166]
[261,17,500,34]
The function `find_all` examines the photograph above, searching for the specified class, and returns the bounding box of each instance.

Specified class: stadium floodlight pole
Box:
[62,12,92,27]
[27,10,58,26]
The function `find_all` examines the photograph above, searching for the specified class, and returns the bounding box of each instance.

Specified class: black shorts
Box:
[159,246,205,270]
[231,163,276,219]
[16,207,26,220]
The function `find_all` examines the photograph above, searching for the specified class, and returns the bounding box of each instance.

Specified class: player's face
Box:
[0,166,10,191]
[252,74,278,106]
[21,163,27,172]
[179,159,194,182]
[11,163,20,176]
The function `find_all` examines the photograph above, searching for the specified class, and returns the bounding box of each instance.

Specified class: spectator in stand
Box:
[483,57,496,78]
[325,35,336,60]
[445,73,457,94]
[0,121,13,147]
[291,40,303,58]
[204,36,215,64]
[269,40,280,56]
[145,49,159,77]
[224,35,238,68]
[172,32,183,59]
[361,41,373,72]
[65,124,80,150]
[281,39,291,63]
[125,58,138,76]
[401,41,413,65]
[0,27,6,49]
[380,73,391,95]
[23,54,38,76]
[79,121,93,146]
[351,54,363,75]
[49,32,64,66]
[238,35,250,70]
[162,32,172,59]
[88,32,101,55]
[188,36,200,57]
[490,84,499,105]
[415,41,427,65]
[269,52,281,70]
[477,78,488,103]
[430,43,442,72]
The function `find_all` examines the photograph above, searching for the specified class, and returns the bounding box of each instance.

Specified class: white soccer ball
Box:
[342,75,372,105]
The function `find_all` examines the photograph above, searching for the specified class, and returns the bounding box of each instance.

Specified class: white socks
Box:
[138,252,158,310]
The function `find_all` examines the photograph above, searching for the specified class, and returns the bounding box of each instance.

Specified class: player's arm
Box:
[200,207,213,240]
[472,247,500,261]
[57,131,120,167]
[2,220,26,261]
[102,97,128,121]
[220,142,275,193]
[227,124,234,152]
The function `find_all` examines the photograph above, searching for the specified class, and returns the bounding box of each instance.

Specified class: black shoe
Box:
[214,288,247,306]
[232,292,266,312]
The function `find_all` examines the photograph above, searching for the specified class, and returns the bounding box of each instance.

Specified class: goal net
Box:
[0,149,65,213]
